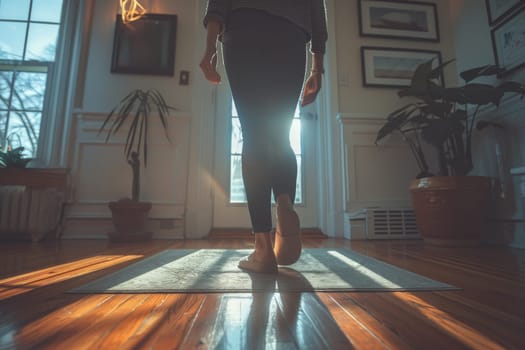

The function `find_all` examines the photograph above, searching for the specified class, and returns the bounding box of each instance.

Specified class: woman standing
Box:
[200,0,328,273]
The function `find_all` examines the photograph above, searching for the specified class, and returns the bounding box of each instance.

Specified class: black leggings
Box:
[223,9,307,233]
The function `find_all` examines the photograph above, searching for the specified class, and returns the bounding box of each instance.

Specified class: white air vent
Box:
[345,208,420,240]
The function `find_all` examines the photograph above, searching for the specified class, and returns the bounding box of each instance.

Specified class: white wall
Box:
[82,0,195,112]
[62,0,524,245]
[331,0,457,235]
[451,0,525,248]
[334,0,457,115]
[64,0,200,238]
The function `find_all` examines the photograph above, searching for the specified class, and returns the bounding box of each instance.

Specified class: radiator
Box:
[345,208,420,240]
[0,186,65,242]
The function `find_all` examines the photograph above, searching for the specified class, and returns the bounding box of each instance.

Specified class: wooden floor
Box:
[1,237,524,350]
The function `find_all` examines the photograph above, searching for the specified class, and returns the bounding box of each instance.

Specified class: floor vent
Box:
[345,208,420,240]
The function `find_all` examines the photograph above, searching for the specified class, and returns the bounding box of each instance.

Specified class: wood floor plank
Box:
[179,294,223,349]
[282,292,354,349]
[0,238,524,350]
[342,292,473,350]
[317,293,408,350]
[139,294,207,350]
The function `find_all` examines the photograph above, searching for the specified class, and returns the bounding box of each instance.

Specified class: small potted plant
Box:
[98,89,174,242]
[0,146,32,168]
[376,60,525,245]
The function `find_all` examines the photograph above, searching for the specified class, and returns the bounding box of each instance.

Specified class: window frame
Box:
[228,98,305,205]
[0,0,79,167]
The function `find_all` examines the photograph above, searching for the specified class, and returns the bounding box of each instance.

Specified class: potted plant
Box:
[376,60,525,245]
[98,89,174,242]
[0,146,32,168]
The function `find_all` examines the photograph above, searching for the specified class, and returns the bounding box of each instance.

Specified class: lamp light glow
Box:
[119,0,146,23]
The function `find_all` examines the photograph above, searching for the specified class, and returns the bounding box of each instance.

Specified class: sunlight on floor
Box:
[397,292,506,350]
[328,250,403,289]
[0,255,143,300]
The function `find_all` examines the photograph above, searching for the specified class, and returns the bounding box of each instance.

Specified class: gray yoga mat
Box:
[70,248,458,293]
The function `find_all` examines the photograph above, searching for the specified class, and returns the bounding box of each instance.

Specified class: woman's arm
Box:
[301,53,324,106]
[302,0,328,106]
[200,0,230,84]
[200,20,222,84]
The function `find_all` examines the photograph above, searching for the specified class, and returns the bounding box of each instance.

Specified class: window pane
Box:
[230,155,246,203]
[295,156,302,203]
[31,0,63,23]
[229,97,304,204]
[290,118,301,155]
[6,111,40,156]
[0,70,14,109]
[11,71,47,111]
[26,23,59,61]
[231,117,243,154]
[0,0,30,21]
[0,111,7,146]
[232,100,238,117]
[0,21,27,60]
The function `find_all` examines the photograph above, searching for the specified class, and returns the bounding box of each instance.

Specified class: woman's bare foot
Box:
[238,232,278,273]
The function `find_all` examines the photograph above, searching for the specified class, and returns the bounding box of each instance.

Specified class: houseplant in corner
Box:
[98,89,174,242]
[0,146,32,168]
[376,60,525,245]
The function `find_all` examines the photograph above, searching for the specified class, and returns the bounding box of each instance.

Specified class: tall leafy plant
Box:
[98,89,174,200]
[376,60,525,178]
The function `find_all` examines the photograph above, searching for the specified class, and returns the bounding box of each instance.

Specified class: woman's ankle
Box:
[276,194,293,209]
[253,232,276,260]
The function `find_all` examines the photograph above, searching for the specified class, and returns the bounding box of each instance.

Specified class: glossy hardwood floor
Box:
[1,237,524,350]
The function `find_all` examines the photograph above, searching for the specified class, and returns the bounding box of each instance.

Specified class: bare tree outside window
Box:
[0,0,63,158]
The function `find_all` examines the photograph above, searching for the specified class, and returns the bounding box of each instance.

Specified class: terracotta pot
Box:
[410,176,491,246]
[108,199,152,242]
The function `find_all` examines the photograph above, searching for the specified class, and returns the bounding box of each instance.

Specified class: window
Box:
[229,100,303,204]
[0,0,64,156]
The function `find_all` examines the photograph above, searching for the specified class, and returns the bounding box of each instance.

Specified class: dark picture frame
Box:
[485,0,524,26]
[111,14,177,76]
[361,46,442,88]
[358,0,439,42]
[491,6,525,77]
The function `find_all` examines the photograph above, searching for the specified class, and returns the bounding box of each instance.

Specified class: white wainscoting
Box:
[473,95,525,248]
[338,114,420,213]
[63,111,191,239]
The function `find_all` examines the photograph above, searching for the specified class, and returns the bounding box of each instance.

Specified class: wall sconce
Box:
[119,0,146,23]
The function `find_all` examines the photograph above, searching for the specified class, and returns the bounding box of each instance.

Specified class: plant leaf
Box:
[438,87,468,104]
[420,102,453,118]
[498,81,525,96]
[463,83,503,106]
[411,59,434,91]
[421,119,464,146]
[376,109,415,143]
[450,109,467,121]
[428,58,455,81]
[460,65,505,82]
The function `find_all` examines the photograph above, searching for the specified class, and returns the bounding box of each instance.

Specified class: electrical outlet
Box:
[179,70,189,85]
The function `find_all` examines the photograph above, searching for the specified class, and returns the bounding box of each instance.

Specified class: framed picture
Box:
[491,6,525,77]
[485,0,524,26]
[358,0,439,42]
[361,46,442,88]
[111,14,177,76]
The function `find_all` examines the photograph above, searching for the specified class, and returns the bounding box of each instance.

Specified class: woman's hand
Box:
[301,71,323,106]
[200,20,222,84]
[200,50,221,84]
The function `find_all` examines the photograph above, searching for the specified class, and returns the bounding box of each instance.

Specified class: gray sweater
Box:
[204,0,328,54]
